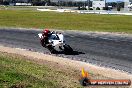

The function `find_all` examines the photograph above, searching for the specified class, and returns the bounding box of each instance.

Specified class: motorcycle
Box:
[38,31,73,54]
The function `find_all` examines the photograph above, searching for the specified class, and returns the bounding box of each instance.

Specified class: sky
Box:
[106,0,123,2]
[78,0,125,2]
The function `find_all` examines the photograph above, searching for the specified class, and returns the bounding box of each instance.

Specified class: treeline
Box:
[0,0,93,7]
[0,0,124,10]
[106,2,124,8]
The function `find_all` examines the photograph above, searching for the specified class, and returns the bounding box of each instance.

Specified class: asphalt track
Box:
[0,29,132,74]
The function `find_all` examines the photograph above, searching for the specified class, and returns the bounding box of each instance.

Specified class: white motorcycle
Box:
[38,31,73,54]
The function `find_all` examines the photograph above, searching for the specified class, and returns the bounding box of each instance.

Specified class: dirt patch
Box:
[0,45,132,88]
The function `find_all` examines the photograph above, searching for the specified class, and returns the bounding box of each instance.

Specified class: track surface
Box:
[0,29,132,73]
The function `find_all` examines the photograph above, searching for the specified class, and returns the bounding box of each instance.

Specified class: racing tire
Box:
[47,45,57,54]
[63,44,73,54]
[50,49,57,54]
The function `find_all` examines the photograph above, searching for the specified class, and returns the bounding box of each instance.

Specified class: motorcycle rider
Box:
[40,29,52,47]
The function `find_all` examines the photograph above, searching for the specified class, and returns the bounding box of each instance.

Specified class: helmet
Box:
[43,29,50,36]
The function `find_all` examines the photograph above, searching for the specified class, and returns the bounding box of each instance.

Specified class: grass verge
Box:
[0,47,130,88]
[0,10,132,33]
[0,52,81,88]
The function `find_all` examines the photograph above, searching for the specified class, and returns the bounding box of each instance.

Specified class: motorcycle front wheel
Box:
[47,45,57,54]
[63,44,73,54]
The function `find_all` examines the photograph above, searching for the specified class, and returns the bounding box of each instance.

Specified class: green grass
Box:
[0,10,132,33]
[0,52,81,88]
